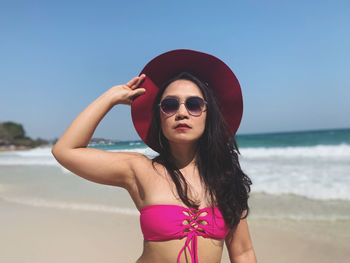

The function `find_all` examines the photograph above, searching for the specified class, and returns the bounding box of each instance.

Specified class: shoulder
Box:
[131,153,165,181]
[128,152,158,171]
[121,152,166,182]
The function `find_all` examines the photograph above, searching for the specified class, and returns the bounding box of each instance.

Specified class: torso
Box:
[126,156,227,263]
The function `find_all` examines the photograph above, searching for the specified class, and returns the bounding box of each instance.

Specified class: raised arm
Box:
[225,214,257,263]
[51,74,146,189]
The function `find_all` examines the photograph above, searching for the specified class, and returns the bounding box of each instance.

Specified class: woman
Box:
[52,49,257,263]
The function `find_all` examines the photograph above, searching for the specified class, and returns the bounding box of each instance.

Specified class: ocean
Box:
[1,127,349,221]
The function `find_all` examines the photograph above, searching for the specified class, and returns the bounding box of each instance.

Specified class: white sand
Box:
[1,199,349,263]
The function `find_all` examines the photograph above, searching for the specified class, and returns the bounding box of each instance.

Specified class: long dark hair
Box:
[150,71,252,230]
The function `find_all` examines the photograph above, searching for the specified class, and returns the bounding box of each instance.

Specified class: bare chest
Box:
[130,162,210,210]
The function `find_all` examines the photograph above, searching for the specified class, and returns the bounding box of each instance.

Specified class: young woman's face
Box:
[159,79,207,146]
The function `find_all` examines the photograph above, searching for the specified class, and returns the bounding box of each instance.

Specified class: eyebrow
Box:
[162,95,203,99]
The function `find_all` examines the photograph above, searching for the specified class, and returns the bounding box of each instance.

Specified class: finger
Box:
[126,76,141,87]
[133,88,146,96]
[131,88,146,100]
[127,89,145,105]
[130,74,146,89]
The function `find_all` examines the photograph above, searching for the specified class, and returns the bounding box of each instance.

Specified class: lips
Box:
[175,123,191,128]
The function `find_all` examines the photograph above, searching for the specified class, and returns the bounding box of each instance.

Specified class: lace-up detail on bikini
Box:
[139,205,230,263]
[177,208,209,263]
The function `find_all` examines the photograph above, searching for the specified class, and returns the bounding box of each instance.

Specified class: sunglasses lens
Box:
[160,98,179,115]
[186,97,205,115]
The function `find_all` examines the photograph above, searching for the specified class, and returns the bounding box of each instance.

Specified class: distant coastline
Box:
[0,121,118,152]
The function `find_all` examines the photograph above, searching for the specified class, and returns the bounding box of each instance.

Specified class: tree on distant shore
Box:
[0,121,49,147]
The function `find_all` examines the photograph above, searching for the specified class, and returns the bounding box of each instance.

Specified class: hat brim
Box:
[131,49,243,153]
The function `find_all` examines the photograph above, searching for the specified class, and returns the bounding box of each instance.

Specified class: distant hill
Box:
[0,121,120,151]
[0,121,50,151]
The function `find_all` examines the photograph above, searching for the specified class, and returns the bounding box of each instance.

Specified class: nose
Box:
[176,102,189,118]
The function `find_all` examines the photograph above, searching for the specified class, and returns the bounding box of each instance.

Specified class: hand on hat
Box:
[107,74,146,106]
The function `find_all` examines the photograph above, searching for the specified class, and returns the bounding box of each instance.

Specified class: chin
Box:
[167,135,202,145]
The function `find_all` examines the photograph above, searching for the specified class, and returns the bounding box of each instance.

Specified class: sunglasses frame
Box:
[158,96,208,117]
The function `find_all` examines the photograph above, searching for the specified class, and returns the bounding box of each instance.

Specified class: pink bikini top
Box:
[139,204,230,263]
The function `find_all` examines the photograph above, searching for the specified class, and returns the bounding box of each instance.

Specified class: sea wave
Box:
[1,144,349,165]
[1,144,349,201]
[0,146,157,166]
[239,143,350,160]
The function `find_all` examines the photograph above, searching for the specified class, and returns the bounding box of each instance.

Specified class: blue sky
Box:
[1,0,349,141]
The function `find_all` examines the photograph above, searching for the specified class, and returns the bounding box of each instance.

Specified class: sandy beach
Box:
[1,197,349,263]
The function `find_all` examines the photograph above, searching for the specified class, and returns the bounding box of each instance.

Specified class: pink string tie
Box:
[177,209,206,263]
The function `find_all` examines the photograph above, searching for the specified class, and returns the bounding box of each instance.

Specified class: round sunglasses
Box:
[158,96,207,116]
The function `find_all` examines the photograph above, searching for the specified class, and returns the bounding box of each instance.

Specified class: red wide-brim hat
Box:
[131,49,243,153]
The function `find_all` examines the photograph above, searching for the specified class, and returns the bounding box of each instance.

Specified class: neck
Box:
[168,141,198,169]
